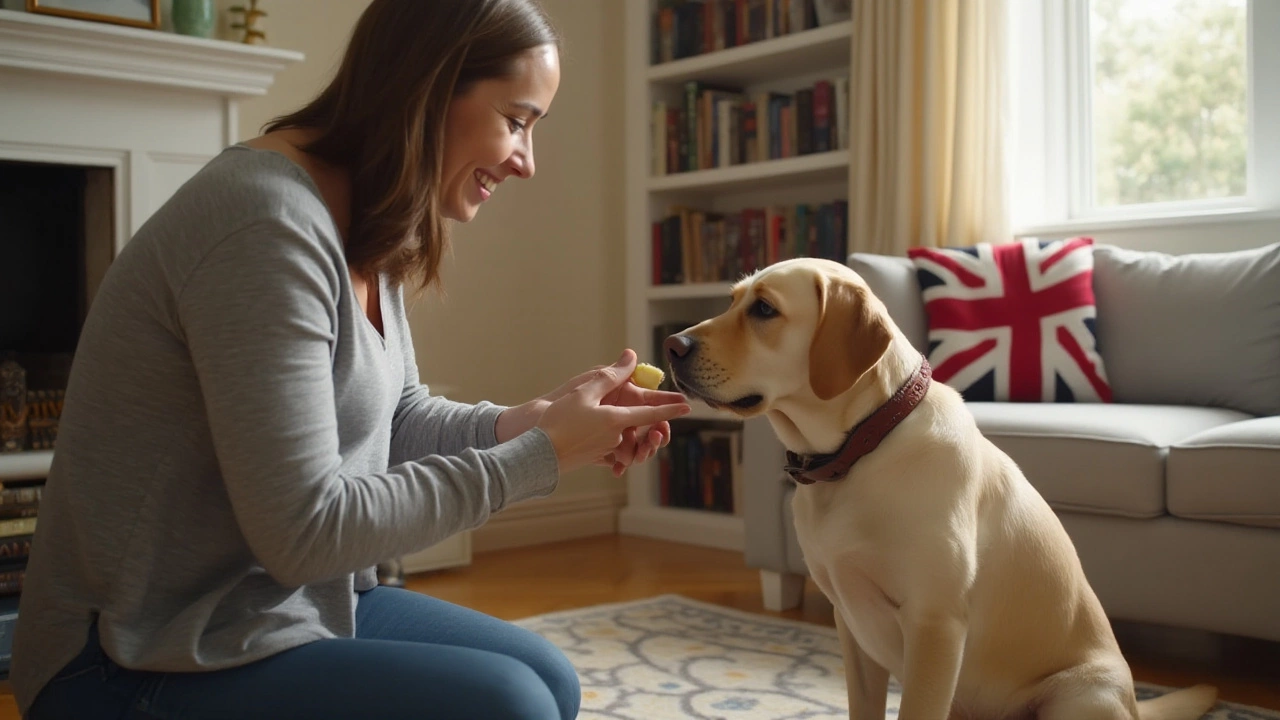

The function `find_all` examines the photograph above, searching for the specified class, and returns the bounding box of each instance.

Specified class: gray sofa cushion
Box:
[847,253,928,353]
[968,402,1250,518]
[1167,417,1280,529]
[1091,242,1280,416]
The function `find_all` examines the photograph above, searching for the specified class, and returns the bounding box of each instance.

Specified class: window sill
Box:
[1013,206,1280,236]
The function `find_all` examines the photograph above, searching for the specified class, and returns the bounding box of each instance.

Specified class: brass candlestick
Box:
[228,0,267,45]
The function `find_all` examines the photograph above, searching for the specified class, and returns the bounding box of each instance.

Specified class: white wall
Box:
[220,0,628,498]
[220,0,371,139]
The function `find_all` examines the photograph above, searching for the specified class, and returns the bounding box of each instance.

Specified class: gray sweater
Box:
[10,145,561,715]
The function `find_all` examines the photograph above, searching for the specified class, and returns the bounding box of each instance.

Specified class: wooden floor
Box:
[4,534,1278,717]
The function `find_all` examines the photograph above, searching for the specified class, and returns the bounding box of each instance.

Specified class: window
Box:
[1088,0,1246,209]
[1009,0,1280,232]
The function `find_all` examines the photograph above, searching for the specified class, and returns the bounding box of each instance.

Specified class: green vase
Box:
[172,0,216,38]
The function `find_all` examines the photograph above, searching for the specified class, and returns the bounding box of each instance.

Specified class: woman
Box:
[11,1,688,718]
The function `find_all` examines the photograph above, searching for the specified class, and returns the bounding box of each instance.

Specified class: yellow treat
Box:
[630,362,665,391]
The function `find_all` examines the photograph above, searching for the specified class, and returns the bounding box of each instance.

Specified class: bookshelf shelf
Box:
[625,0,853,553]
[646,20,852,87]
[0,450,53,482]
[648,149,848,193]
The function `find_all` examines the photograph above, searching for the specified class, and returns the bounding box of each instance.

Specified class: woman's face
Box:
[440,44,560,222]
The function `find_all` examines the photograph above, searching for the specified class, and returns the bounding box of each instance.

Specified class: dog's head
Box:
[663,258,895,418]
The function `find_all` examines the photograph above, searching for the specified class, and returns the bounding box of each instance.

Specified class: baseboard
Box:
[617,504,745,552]
[473,488,626,553]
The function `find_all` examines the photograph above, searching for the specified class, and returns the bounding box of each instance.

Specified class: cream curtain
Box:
[849,0,1008,254]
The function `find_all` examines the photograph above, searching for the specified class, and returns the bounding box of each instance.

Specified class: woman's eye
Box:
[749,299,777,318]
[507,117,526,133]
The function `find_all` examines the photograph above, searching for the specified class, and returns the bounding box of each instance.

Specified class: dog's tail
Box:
[1135,684,1218,720]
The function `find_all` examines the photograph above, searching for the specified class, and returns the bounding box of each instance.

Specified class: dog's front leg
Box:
[896,612,966,720]
[834,611,888,720]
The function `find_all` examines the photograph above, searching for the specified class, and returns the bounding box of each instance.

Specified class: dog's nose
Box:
[663,334,696,363]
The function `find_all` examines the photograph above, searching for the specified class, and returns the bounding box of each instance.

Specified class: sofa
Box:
[741,241,1280,643]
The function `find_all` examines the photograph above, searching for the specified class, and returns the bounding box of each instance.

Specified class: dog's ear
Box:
[809,273,894,401]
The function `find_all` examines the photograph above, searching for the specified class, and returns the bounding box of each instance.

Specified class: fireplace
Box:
[0,7,300,480]
[0,159,115,453]
[1,161,112,370]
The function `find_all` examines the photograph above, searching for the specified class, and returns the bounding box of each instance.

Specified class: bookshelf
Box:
[620,0,854,552]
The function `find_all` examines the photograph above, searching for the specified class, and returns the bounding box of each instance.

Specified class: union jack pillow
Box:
[906,237,1113,403]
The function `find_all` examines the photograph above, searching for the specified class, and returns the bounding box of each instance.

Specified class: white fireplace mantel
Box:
[0,8,302,97]
[0,8,303,246]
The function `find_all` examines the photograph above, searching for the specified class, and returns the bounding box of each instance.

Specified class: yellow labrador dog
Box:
[662,257,1217,720]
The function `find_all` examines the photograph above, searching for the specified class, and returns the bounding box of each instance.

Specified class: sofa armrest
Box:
[740,415,792,572]
[847,252,929,353]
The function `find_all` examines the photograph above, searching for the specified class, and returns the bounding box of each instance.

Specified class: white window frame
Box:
[1008,0,1280,234]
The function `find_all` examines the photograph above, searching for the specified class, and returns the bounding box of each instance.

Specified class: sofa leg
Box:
[760,570,805,611]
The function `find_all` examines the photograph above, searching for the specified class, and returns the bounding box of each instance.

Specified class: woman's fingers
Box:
[613,382,687,408]
[617,402,690,427]
[614,427,637,466]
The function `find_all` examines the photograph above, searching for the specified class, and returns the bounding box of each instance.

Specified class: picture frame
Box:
[26,0,161,30]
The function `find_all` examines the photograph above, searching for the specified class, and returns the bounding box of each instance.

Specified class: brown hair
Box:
[264,0,560,291]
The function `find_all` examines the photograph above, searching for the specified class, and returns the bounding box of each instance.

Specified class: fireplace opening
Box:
[0,159,114,454]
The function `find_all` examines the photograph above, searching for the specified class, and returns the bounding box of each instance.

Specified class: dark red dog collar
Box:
[784,355,933,485]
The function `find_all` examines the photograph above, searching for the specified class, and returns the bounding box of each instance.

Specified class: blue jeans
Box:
[27,586,580,720]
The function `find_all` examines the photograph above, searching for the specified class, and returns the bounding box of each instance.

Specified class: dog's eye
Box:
[748,299,778,319]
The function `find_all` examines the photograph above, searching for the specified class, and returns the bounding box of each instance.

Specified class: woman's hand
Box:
[496,352,684,475]
[493,363,606,445]
[596,380,676,477]
[536,350,690,475]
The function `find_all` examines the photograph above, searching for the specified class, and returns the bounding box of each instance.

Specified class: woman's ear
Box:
[808,274,894,401]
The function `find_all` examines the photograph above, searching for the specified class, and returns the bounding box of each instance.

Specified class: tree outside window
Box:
[1088,0,1247,208]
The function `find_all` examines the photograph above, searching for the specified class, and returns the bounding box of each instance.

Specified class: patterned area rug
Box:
[514,594,1279,720]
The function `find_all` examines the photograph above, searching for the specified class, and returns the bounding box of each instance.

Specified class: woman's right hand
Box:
[536,349,691,474]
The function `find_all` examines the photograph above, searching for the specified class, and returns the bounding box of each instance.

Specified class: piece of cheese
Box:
[630,362,665,391]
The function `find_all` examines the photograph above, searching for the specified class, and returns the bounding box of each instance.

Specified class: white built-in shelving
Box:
[621,0,854,551]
